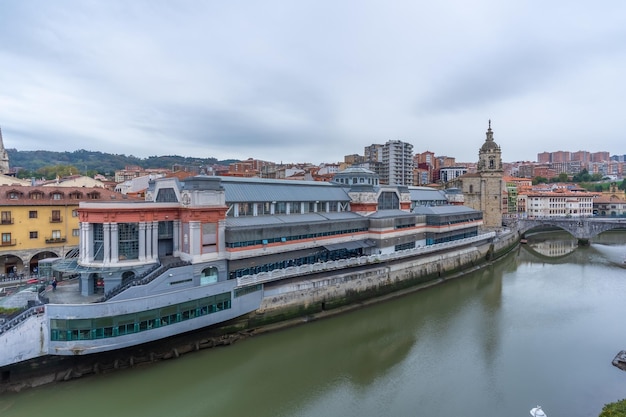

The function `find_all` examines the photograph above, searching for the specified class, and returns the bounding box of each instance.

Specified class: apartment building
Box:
[381,140,414,186]
[0,185,133,276]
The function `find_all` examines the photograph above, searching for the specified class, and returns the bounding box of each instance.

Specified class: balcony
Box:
[45,237,67,244]
[1,239,16,246]
[0,219,13,225]
[49,216,63,223]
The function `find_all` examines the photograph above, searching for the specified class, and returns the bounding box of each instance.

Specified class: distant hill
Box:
[7,149,239,176]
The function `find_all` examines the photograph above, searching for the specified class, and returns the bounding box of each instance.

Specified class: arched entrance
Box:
[30,251,58,276]
[0,253,23,278]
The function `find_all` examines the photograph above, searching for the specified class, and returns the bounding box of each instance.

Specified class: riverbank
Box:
[0,230,519,393]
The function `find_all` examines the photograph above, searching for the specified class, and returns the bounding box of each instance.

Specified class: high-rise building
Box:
[381,140,413,186]
[572,151,590,163]
[591,151,610,162]
[537,152,551,164]
[551,151,570,163]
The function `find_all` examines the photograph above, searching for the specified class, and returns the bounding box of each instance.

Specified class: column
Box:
[103,223,111,264]
[138,222,147,262]
[81,222,92,262]
[188,221,202,257]
[151,221,159,260]
[110,223,119,263]
[173,220,181,253]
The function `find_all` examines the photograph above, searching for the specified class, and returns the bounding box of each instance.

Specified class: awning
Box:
[323,240,376,251]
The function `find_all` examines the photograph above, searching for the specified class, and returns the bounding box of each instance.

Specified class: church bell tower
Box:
[477,120,502,173]
[0,127,10,175]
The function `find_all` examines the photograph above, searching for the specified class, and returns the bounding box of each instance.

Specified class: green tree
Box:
[619,180,626,190]
[35,164,81,180]
[557,172,569,182]
[599,398,626,417]
[572,169,595,183]
[532,176,548,185]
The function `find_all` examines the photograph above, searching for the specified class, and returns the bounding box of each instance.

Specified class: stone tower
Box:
[0,127,9,174]
[457,121,504,229]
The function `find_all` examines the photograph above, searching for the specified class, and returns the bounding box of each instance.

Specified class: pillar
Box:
[138,222,147,262]
[110,223,119,263]
[103,223,111,264]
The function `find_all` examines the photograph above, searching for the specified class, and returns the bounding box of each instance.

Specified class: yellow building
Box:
[0,185,132,277]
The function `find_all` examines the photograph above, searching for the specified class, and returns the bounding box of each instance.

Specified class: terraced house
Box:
[0,185,133,277]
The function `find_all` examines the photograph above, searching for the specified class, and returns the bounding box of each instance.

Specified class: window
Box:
[1,233,12,245]
[51,210,61,222]
[72,229,80,237]
[29,210,38,218]
[200,266,219,285]
[72,210,79,217]
[52,193,62,200]
[118,223,139,260]
[52,230,61,239]
[1,211,11,225]
[8,192,18,200]
[30,231,38,239]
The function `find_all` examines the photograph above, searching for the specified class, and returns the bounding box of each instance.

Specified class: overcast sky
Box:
[1,1,625,165]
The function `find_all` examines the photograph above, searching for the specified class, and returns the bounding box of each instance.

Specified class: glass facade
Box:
[225,227,368,248]
[118,223,139,260]
[93,223,104,260]
[50,293,232,342]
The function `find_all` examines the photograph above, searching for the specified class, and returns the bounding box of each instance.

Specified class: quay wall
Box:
[250,232,517,325]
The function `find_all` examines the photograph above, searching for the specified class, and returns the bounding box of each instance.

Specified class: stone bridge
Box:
[503,217,626,243]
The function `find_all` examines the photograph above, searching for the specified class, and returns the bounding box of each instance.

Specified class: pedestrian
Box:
[52,278,57,292]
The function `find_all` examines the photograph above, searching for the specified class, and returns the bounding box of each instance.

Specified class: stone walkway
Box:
[43,279,103,304]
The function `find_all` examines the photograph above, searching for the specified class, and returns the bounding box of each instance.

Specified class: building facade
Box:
[0,185,132,276]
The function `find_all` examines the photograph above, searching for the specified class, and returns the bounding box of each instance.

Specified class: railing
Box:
[0,219,14,225]
[0,239,16,246]
[0,305,46,337]
[236,232,496,287]
[0,289,47,337]
[49,216,63,223]
[98,259,191,302]
[45,237,67,244]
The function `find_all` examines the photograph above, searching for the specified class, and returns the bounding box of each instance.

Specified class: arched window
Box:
[201,266,219,285]
[122,271,135,280]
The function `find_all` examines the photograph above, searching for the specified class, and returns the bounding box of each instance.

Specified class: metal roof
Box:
[225,211,365,228]
[368,209,418,219]
[408,187,448,202]
[219,177,351,203]
[412,205,480,216]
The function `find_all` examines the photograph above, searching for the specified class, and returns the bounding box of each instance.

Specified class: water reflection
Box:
[524,231,578,258]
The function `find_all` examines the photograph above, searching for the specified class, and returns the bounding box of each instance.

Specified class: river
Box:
[1,232,626,417]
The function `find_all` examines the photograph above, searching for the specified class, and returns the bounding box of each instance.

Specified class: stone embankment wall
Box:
[250,231,518,326]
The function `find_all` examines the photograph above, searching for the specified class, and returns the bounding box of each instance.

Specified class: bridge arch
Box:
[504,218,626,242]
